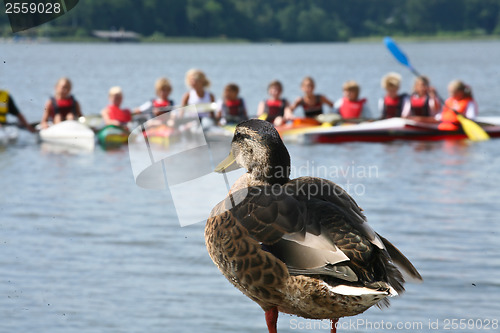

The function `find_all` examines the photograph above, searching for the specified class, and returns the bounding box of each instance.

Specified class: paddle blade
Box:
[384,37,412,68]
[258,113,268,121]
[456,114,490,141]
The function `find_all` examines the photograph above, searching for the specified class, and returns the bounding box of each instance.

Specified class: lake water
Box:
[1,41,500,333]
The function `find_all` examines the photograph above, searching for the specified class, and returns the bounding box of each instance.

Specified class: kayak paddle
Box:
[257,113,268,121]
[5,121,38,132]
[383,37,421,77]
[134,102,218,117]
[384,36,489,141]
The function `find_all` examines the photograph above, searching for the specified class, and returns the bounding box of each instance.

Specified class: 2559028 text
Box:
[5,2,62,14]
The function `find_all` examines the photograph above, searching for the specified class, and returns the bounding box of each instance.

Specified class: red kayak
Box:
[279,117,500,144]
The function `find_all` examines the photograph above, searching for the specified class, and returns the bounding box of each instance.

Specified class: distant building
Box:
[92,29,140,42]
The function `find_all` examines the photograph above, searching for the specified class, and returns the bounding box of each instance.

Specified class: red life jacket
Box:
[224,98,244,116]
[382,94,405,119]
[108,105,131,123]
[51,96,77,119]
[264,99,286,123]
[410,94,430,116]
[152,98,173,108]
[301,95,323,118]
[339,97,366,119]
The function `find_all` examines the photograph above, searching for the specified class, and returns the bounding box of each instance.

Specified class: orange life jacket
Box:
[339,97,366,119]
[438,97,473,131]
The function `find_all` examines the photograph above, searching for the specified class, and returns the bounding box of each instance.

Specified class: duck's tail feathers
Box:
[377,233,423,283]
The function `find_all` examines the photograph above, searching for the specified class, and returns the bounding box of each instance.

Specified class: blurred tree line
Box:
[2,0,500,40]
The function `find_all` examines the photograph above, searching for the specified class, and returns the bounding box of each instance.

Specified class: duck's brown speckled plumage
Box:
[205,119,422,330]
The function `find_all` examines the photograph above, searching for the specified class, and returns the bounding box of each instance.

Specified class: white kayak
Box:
[0,125,19,146]
[39,120,95,151]
[476,116,500,126]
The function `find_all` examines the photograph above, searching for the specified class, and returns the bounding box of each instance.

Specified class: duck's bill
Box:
[214,151,241,173]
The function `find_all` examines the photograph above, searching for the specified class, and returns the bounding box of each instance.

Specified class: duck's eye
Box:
[234,133,251,141]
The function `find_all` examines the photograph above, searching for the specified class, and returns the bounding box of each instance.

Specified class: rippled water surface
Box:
[1,41,500,332]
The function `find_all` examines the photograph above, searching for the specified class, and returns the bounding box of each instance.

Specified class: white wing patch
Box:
[324,283,397,297]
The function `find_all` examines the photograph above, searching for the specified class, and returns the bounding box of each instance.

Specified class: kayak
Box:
[97,125,129,149]
[39,120,95,151]
[79,114,106,131]
[129,102,233,145]
[204,124,235,141]
[279,117,500,144]
[140,122,233,148]
[0,125,19,146]
[143,124,180,148]
[276,118,325,137]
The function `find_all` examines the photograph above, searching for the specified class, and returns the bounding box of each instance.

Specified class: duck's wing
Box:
[212,178,421,289]
[212,185,360,282]
[285,177,381,247]
[287,177,422,283]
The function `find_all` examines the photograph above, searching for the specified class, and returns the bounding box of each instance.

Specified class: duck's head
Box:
[215,119,291,185]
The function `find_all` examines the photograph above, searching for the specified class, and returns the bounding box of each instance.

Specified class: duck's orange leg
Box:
[331,319,339,333]
[265,307,278,333]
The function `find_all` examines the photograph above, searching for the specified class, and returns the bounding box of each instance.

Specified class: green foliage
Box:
[0,0,499,41]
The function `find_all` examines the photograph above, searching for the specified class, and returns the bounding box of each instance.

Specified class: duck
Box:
[205,119,422,333]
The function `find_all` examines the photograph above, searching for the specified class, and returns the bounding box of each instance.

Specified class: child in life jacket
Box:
[217,83,248,125]
[437,80,478,131]
[334,80,371,119]
[407,76,440,118]
[40,77,83,129]
[101,86,132,128]
[290,76,333,118]
[378,72,410,119]
[135,78,175,116]
[0,90,35,132]
[257,80,292,126]
[181,69,216,121]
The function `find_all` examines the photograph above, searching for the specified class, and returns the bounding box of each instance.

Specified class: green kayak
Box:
[97,125,129,149]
